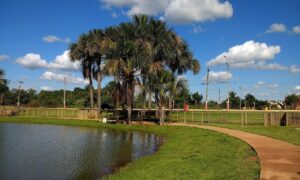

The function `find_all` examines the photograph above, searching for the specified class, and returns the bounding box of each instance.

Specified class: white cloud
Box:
[40,86,53,91]
[255,82,278,90]
[190,25,203,33]
[290,65,300,74]
[40,71,88,84]
[207,41,281,70]
[295,86,300,90]
[165,0,233,24]
[202,71,232,82]
[102,0,233,24]
[0,55,10,61]
[292,26,300,34]
[255,62,288,70]
[111,12,118,18]
[16,51,80,71]
[254,81,264,89]
[16,53,48,69]
[266,23,286,33]
[268,84,279,88]
[42,35,70,43]
[48,50,80,71]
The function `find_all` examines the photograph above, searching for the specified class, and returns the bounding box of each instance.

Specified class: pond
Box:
[0,123,164,179]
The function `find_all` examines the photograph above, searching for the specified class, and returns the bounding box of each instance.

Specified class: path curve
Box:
[169,123,300,180]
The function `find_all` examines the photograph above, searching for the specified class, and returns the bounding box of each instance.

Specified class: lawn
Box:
[0,116,260,180]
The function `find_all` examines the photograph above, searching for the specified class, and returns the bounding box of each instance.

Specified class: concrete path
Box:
[169,123,300,180]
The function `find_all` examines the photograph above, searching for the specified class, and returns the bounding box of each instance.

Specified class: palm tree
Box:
[167,76,188,110]
[70,34,95,110]
[149,70,174,125]
[0,69,4,84]
[104,22,151,124]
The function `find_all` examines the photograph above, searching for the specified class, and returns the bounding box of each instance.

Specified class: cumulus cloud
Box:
[292,26,300,34]
[40,86,54,91]
[206,40,283,70]
[48,50,80,71]
[295,86,300,91]
[0,55,10,61]
[266,23,286,33]
[16,53,48,69]
[40,71,88,84]
[42,35,70,43]
[101,0,233,24]
[202,71,232,83]
[16,51,80,71]
[290,65,300,74]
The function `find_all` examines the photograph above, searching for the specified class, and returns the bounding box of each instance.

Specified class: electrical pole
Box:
[205,68,210,110]
[64,77,66,109]
[218,88,221,109]
[17,81,24,109]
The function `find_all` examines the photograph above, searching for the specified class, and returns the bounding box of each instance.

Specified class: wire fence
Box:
[167,109,300,126]
[1,106,300,126]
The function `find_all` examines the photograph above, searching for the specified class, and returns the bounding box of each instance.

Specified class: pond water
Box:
[0,123,164,179]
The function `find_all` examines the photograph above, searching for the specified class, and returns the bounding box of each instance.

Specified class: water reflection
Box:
[0,123,164,179]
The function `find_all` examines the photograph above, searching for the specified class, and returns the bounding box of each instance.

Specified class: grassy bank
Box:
[0,117,259,179]
[207,124,300,146]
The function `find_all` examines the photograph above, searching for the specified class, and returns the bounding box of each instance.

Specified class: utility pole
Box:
[17,81,24,109]
[218,88,221,109]
[239,86,242,109]
[225,56,230,111]
[64,77,66,108]
[205,68,210,110]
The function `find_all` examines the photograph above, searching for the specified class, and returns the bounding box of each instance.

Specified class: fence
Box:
[167,109,300,126]
[0,106,114,120]
[1,106,300,126]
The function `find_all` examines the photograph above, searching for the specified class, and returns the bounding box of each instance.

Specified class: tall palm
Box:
[70,34,95,109]
[104,22,151,124]
[149,70,174,125]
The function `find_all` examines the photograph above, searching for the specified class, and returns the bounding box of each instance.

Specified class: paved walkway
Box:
[169,123,300,180]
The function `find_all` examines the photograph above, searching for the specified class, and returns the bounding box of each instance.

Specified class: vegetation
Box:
[0,117,260,179]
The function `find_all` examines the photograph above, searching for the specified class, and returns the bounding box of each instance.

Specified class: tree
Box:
[104,21,151,124]
[149,70,174,125]
[245,94,256,109]
[70,33,96,110]
[285,94,298,109]
[167,76,188,110]
[191,92,203,108]
[228,91,240,109]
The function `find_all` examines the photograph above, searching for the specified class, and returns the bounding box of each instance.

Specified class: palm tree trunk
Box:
[168,96,172,110]
[89,78,94,110]
[127,83,133,124]
[148,91,151,110]
[97,72,102,117]
[158,102,165,126]
[142,90,146,118]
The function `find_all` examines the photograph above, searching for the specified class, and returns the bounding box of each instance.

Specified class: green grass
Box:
[0,116,260,180]
[207,124,300,146]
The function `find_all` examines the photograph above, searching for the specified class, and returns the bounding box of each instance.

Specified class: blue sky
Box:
[0,0,300,101]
